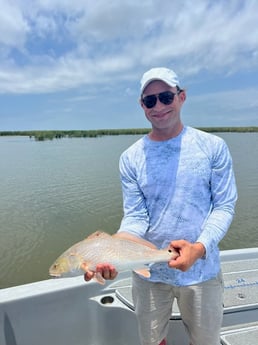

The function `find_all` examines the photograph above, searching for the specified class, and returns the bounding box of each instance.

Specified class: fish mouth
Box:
[49,272,61,278]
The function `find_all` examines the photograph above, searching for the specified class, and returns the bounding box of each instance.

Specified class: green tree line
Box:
[0,127,257,141]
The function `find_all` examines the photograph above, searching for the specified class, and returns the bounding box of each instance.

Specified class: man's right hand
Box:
[84,263,118,282]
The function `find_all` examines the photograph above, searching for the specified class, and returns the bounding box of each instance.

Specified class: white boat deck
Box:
[220,322,258,345]
[220,252,258,345]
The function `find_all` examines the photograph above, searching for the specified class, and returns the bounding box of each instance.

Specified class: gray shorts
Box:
[132,272,224,345]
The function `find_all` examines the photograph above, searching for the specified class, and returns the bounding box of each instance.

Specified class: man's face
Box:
[140,80,185,133]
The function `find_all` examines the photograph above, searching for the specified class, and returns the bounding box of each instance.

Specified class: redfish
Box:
[49,231,178,284]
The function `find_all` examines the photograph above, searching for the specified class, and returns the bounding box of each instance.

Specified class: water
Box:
[0,133,258,289]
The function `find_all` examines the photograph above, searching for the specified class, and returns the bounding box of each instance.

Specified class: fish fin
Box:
[133,268,151,278]
[80,262,89,272]
[94,272,106,285]
[86,231,110,240]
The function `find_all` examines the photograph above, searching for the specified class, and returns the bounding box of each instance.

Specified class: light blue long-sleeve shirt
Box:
[118,126,237,286]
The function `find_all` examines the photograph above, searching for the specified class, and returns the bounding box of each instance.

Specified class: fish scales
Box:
[82,238,166,269]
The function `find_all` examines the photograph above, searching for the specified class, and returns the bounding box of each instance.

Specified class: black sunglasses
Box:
[141,90,178,109]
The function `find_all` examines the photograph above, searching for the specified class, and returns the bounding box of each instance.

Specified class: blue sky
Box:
[0,0,258,131]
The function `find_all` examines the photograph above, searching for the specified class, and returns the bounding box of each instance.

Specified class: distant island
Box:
[0,127,257,141]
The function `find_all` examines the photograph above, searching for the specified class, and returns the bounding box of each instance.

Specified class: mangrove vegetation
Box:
[0,127,258,141]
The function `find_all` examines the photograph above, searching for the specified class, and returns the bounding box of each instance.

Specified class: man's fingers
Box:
[84,264,118,282]
[84,270,95,282]
[97,264,118,280]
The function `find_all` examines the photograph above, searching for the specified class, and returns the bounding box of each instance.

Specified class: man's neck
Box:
[149,123,184,141]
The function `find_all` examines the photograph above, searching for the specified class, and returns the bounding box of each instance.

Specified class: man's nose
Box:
[153,97,165,109]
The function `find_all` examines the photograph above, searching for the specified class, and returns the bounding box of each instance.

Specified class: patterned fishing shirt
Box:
[118,126,237,286]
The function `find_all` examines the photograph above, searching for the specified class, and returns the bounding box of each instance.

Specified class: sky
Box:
[0,0,258,131]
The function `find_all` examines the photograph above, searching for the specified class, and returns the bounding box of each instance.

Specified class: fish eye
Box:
[168,249,172,253]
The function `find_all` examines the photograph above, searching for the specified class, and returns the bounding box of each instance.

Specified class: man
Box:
[85,67,237,345]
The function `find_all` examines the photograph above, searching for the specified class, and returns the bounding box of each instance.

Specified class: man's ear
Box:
[178,90,186,103]
[139,98,145,109]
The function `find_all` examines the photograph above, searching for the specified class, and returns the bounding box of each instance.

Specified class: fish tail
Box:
[133,268,151,278]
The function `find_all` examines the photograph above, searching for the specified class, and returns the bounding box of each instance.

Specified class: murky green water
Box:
[0,133,257,288]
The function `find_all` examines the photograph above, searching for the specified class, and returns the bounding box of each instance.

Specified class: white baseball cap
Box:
[140,67,180,94]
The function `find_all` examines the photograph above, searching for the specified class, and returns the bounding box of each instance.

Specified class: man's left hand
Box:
[168,240,206,272]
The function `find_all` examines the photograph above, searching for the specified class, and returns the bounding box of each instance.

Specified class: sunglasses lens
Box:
[142,91,175,108]
[142,95,157,108]
[159,91,174,105]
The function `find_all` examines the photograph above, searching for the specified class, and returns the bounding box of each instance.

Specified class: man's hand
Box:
[168,240,206,272]
[84,263,118,282]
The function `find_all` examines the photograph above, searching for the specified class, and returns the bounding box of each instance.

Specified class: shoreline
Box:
[0,126,258,141]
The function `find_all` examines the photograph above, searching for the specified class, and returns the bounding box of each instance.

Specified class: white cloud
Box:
[0,0,29,48]
[0,0,258,94]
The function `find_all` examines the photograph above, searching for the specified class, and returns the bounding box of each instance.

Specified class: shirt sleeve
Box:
[197,140,238,257]
[117,152,150,238]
